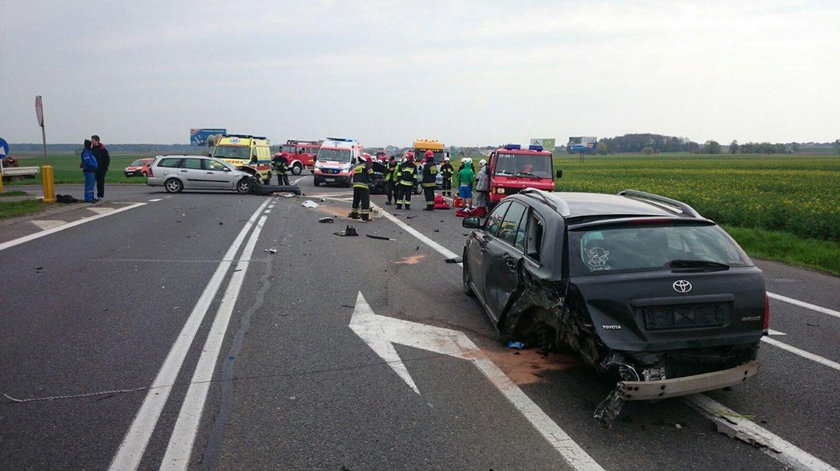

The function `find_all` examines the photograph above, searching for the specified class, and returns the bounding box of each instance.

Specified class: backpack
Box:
[81,149,98,172]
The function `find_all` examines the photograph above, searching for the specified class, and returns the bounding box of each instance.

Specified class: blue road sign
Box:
[0,138,9,159]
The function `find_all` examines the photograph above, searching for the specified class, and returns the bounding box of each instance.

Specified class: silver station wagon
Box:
[146,155,252,193]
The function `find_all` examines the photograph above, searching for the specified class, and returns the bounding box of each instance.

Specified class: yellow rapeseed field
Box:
[554,153,840,242]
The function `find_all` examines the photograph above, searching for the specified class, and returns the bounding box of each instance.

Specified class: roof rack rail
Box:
[618,189,701,218]
[520,188,570,216]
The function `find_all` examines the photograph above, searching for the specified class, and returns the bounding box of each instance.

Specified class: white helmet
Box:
[479,159,487,166]
[444,156,450,161]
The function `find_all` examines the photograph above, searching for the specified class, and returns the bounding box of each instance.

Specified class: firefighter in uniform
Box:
[350,156,374,221]
[384,156,399,205]
[272,153,290,185]
[396,151,416,210]
[439,156,454,197]
[421,150,439,211]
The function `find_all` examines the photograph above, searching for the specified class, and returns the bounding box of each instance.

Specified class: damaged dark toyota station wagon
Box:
[461,189,768,425]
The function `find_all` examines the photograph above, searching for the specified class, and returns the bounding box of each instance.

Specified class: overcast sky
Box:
[2,0,839,147]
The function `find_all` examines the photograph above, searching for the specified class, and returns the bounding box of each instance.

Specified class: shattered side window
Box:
[525,213,544,260]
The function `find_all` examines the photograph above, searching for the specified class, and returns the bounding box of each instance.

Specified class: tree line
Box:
[594,134,840,155]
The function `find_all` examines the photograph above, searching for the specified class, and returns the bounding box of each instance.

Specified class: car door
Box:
[203,158,235,189]
[485,201,529,321]
[179,158,207,189]
[467,201,510,306]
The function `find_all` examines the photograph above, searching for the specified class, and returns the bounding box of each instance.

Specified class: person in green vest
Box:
[384,156,399,205]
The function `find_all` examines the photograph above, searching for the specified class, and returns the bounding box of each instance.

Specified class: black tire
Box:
[314,177,321,186]
[415,183,422,195]
[463,249,475,297]
[344,178,351,188]
[164,178,183,193]
[291,163,303,175]
[236,178,251,194]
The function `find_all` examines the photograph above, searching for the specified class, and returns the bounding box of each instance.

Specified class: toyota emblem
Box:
[673,280,692,293]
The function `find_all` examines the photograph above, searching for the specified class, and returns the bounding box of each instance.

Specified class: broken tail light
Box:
[762,293,770,331]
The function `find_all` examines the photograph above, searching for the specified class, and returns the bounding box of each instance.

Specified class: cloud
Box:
[2,0,839,145]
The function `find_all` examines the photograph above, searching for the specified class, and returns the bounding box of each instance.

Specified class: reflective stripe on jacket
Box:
[352,164,373,189]
[421,162,438,187]
[398,162,416,185]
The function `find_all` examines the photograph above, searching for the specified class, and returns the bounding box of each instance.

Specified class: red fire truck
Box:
[274,140,321,175]
[487,144,562,204]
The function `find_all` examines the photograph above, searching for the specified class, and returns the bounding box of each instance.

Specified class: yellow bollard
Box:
[42,165,56,203]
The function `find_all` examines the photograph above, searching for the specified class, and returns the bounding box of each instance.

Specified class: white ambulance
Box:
[313,137,363,187]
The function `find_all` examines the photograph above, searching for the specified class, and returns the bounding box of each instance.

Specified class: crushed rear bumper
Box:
[620,360,760,401]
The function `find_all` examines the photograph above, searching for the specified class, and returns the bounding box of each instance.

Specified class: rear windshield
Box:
[213,146,251,159]
[569,224,751,276]
[493,152,552,178]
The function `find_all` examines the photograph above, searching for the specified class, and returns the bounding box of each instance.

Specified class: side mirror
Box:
[223,167,231,172]
[462,217,481,229]
[556,169,563,178]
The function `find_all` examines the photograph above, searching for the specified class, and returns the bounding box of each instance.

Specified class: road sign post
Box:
[36,96,49,165]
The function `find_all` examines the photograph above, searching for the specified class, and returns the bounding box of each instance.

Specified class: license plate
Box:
[324,177,334,181]
[642,303,728,330]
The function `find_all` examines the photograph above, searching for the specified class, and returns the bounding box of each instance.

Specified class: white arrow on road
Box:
[349,292,604,471]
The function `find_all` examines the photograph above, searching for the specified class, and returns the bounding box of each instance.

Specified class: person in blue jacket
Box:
[80,139,99,202]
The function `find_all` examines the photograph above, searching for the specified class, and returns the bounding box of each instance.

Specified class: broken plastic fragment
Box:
[334,225,358,237]
[302,200,319,208]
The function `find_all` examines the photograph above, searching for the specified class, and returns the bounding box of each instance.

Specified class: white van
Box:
[312,137,363,187]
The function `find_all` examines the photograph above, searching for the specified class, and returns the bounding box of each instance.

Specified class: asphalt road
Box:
[0,179,837,470]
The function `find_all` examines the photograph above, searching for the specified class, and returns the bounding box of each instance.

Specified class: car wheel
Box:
[314,177,321,186]
[345,178,352,188]
[236,178,252,194]
[463,250,475,297]
[291,163,302,175]
[415,183,422,195]
[164,178,183,193]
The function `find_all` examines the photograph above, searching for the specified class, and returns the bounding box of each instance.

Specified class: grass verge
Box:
[725,226,840,276]
[0,200,46,220]
[0,191,29,197]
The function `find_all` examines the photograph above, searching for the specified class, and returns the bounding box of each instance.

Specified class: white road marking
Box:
[0,203,145,252]
[686,394,837,471]
[87,207,115,215]
[149,198,162,202]
[767,329,786,336]
[30,220,66,230]
[349,292,604,471]
[375,212,840,461]
[160,214,268,470]
[371,203,461,265]
[108,198,272,471]
[768,292,840,319]
[761,337,840,372]
[291,176,305,185]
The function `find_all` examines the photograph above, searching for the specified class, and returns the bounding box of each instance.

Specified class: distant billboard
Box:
[568,136,597,153]
[190,128,227,146]
[529,138,555,151]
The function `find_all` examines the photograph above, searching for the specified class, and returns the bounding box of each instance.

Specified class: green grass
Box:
[0,191,29,197]
[0,200,46,219]
[10,152,158,185]
[554,153,840,274]
[723,226,840,276]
